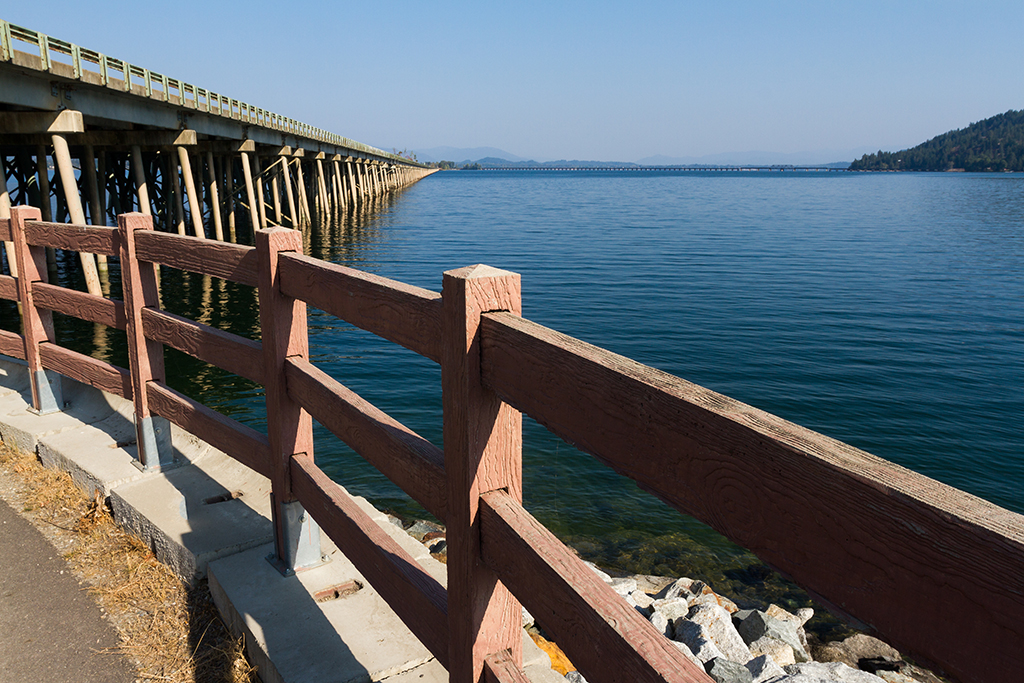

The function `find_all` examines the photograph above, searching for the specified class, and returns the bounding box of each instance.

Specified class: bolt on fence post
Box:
[256,226,323,575]
[442,264,524,683]
[10,205,62,414]
[119,212,173,470]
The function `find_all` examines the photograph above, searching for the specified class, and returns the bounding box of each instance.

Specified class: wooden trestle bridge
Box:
[1,19,1023,683]
[0,19,434,297]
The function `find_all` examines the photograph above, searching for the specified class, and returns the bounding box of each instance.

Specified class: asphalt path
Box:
[0,497,135,683]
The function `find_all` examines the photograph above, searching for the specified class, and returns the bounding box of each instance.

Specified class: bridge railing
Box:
[0,207,1021,683]
[0,19,418,166]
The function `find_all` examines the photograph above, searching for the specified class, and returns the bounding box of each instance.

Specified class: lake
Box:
[5,169,1022,621]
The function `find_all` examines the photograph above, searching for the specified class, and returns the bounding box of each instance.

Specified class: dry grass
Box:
[0,442,257,683]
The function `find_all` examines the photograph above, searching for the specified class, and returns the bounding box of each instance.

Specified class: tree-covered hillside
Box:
[850,110,1024,172]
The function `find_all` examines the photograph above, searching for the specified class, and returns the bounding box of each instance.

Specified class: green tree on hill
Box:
[850,110,1024,172]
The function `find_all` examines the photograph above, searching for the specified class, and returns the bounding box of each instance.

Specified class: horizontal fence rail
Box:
[0,208,1021,683]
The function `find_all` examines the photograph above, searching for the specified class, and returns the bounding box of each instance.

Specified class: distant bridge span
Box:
[0,19,434,296]
[480,165,849,172]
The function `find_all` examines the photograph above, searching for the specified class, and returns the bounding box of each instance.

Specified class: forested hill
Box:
[850,110,1024,172]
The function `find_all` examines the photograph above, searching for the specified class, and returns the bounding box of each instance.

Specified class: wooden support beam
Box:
[130,145,152,215]
[52,134,102,295]
[177,146,204,238]
[442,265,524,683]
[120,212,172,469]
[281,154,298,228]
[256,226,319,571]
[206,151,224,240]
[240,151,260,231]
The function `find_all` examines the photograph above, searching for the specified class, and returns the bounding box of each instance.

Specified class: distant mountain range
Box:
[850,110,1024,172]
[412,146,862,168]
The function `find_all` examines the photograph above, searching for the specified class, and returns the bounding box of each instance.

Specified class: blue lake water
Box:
[4,169,1022,618]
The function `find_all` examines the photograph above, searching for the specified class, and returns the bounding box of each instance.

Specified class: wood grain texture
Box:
[11,206,54,410]
[284,357,447,522]
[134,230,258,286]
[0,217,10,242]
[256,227,314,563]
[277,252,443,363]
[32,282,127,330]
[442,266,524,683]
[0,329,25,359]
[483,652,531,683]
[481,491,713,683]
[141,307,264,384]
[479,311,1024,683]
[119,213,164,426]
[23,220,120,256]
[0,274,16,302]
[146,381,271,478]
[38,344,132,398]
[290,454,450,668]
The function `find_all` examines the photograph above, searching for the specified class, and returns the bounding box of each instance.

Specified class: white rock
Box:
[631,590,654,611]
[583,561,612,583]
[670,639,704,669]
[749,636,795,667]
[875,672,916,683]
[795,608,814,626]
[783,662,887,682]
[652,597,690,622]
[564,672,587,683]
[522,606,535,628]
[609,576,637,596]
[673,620,726,664]
[660,577,696,600]
[650,610,671,637]
[688,603,753,665]
[745,654,787,683]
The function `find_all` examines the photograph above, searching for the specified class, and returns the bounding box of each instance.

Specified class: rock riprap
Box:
[558,563,935,683]
[396,520,935,683]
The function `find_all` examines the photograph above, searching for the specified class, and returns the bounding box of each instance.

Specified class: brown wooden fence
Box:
[1,205,1021,683]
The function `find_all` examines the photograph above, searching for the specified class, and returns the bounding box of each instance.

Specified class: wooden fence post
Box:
[119,212,173,469]
[10,205,62,413]
[442,265,524,683]
[256,226,323,574]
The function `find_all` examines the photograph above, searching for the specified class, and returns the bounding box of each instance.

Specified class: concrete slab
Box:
[209,540,441,683]
[110,449,273,581]
[38,410,215,499]
[0,357,125,453]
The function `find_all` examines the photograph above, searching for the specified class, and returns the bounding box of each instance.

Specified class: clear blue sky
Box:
[5,2,1023,162]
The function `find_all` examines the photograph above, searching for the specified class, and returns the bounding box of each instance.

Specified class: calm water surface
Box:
[5,170,1022,618]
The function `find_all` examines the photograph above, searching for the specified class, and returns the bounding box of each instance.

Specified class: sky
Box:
[4,2,1024,163]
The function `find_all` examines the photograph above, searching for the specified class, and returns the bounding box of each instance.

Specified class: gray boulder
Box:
[564,672,587,683]
[745,654,786,683]
[733,610,808,662]
[783,661,887,682]
[704,657,754,683]
[673,620,726,664]
[688,604,753,664]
